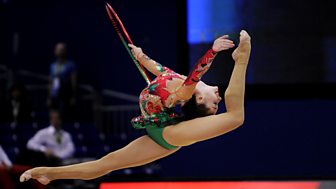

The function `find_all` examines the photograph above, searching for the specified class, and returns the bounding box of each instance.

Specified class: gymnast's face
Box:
[194,81,222,114]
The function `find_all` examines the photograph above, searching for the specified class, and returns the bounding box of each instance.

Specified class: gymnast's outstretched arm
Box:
[175,35,235,100]
[128,44,168,77]
[20,136,180,185]
[128,34,234,83]
[163,30,251,146]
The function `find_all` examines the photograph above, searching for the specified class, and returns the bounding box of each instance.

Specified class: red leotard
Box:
[139,49,217,116]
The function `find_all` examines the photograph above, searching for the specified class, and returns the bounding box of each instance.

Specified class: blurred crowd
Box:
[0,42,78,189]
[0,41,154,189]
[1,42,77,124]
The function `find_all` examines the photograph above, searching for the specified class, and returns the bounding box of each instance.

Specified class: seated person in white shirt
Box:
[27,110,75,164]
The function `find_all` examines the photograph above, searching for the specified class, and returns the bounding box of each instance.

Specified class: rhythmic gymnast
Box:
[20,30,251,185]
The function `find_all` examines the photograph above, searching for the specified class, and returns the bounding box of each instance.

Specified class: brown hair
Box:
[181,95,212,120]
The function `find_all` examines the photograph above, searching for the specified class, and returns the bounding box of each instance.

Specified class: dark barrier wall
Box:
[161,99,336,179]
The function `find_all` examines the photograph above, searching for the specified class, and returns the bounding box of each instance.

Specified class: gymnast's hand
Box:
[212,35,235,52]
[128,44,144,60]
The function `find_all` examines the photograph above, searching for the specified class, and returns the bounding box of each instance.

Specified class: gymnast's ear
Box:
[180,102,186,106]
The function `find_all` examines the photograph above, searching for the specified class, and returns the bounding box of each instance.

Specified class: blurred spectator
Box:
[0,145,44,189]
[48,42,77,121]
[26,110,75,165]
[0,82,32,124]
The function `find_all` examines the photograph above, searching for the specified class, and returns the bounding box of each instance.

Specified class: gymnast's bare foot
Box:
[232,30,251,64]
[20,167,51,185]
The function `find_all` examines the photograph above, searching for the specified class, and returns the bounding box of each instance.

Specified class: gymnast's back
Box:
[139,66,186,117]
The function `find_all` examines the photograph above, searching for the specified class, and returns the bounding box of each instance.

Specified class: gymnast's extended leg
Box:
[163,30,251,146]
[20,30,251,185]
[20,136,180,185]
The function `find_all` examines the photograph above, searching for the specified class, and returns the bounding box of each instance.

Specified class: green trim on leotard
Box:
[131,111,181,150]
[146,125,177,150]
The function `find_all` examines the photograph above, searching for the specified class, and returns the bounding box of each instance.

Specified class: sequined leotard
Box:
[131,48,217,149]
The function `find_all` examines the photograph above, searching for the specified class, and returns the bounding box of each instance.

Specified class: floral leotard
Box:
[131,48,217,149]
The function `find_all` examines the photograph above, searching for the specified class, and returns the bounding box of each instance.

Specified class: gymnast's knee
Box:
[233,112,245,127]
[223,111,245,128]
[97,152,120,171]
